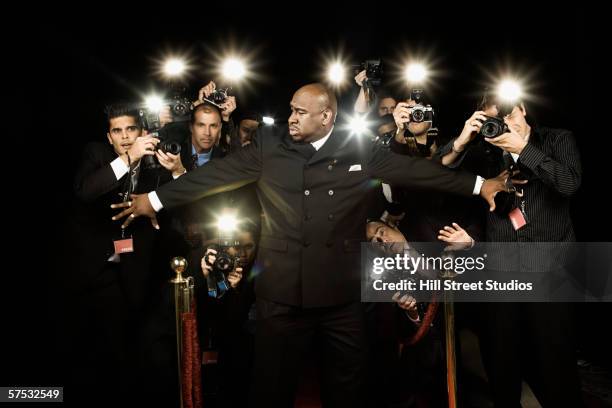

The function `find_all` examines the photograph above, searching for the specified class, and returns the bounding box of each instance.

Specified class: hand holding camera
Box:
[453,111,488,152]
[124,135,160,164]
[155,150,185,177]
[484,122,528,155]
[219,96,237,122]
[393,102,412,130]
[354,69,367,87]
[201,247,244,290]
[352,59,383,87]
[196,81,217,106]
[392,291,419,320]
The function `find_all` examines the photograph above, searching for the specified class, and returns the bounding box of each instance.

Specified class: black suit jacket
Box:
[155,125,476,307]
[70,142,167,305]
[438,127,582,242]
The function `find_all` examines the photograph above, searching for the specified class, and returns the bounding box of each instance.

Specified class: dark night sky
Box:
[3,5,606,385]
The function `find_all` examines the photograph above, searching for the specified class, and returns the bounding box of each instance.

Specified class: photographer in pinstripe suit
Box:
[438,94,583,407]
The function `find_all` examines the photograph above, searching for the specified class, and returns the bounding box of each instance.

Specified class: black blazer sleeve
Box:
[74,142,125,203]
[367,143,476,197]
[156,131,263,209]
[519,129,582,197]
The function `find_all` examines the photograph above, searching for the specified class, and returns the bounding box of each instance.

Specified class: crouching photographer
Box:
[195,217,258,407]
[364,219,471,407]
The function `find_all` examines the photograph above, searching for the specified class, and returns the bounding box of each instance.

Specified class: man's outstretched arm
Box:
[112,133,263,229]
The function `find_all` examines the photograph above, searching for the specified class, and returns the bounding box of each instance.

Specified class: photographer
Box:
[196,80,237,152]
[198,219,259,407]
[386,96,483,246]
[164,102,232,251]
[67,103,180,403]
[365,219,468,407]
[157,80,237,156]
[438,95,583,407]
[353,68,397,116]
[373,113,398,145]
[230,110,261,149]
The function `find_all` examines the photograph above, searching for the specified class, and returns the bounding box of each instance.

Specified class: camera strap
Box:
[115,153,135,248]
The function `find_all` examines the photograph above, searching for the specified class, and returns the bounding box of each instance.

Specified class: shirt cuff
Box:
[406,311,421,324]
[472,175,485,195]
[148,191,163,212]
[172,169,186,179]
[110,157,129,180]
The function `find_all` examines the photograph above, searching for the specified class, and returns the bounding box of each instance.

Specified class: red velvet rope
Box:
[181,299,203,408]
[404,293,439,346]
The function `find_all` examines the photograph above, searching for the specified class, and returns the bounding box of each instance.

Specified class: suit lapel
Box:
[308,129,348,165]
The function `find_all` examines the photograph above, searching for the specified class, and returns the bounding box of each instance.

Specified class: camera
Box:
[353,59,383,87]
[204,87,231,108]
[168,95,193,121]
[139,93,193,133]
[141,131,182,170]
[479,116,509,138]
[409,105,434,123]
[205,224,246,297]
[408,88,434,123]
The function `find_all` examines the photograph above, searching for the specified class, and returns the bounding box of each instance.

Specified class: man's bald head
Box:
[288,83,337,143]
[295,83,338,115]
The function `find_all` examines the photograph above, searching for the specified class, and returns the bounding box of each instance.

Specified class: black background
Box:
[4,4,608,388]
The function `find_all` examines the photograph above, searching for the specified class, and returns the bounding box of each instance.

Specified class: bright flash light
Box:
[262,116,275,125]
[222,58,246,81]
[348,114,369,135]
[145,95,164,112]
[163,58,186,77]
[327,62,345,84]
[497,79,523,102]
[404,63,428,83]
[217,214,238,232]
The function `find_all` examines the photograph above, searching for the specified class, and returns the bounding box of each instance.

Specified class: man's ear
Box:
[107,133,113,145]
[322,108,333,126]
[519,103,527,117]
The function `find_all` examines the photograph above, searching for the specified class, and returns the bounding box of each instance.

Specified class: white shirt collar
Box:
[311,127,334,151]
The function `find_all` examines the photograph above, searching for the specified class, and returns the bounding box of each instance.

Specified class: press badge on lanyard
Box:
[113,159,137,254]
[509,197,528,231]
[114,227,134,254]
[114,237,134,254]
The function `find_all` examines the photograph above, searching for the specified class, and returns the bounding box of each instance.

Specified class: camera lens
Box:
[411,109,425,123]
[161,141,181,155]
[481,121,501,138]
[214,253,234,273]
[173,102,189,116]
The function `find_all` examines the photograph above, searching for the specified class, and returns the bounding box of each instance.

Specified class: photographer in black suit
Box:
[438,94,583,407]
[67,104,181,404]
[113,83,511,407]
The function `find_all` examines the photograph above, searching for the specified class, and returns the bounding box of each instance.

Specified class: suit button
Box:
[304,214,311,221]
[328,214,334,220]
[304,190,310,196]
[303,241,311,247]
[328,165,333,171]
[328,190,334,196]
